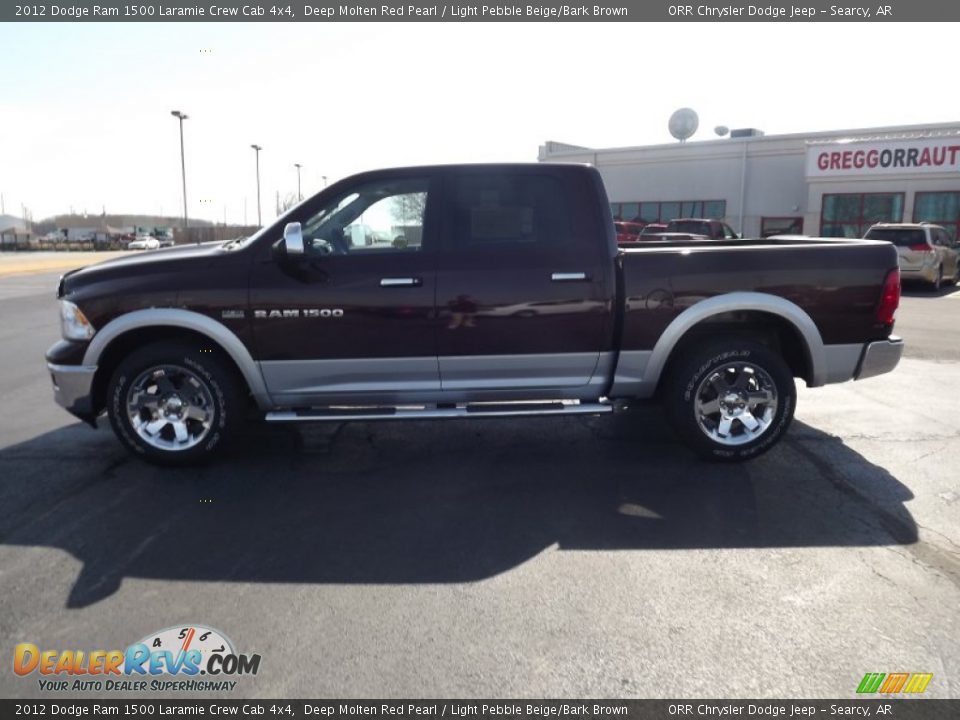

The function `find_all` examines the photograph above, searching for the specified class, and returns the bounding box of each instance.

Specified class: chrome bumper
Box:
[48,363,98,423]
[856,337,904,381]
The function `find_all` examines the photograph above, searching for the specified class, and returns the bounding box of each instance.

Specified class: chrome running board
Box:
[265,400,613,423]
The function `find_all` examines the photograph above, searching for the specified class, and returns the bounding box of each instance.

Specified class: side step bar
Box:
[265,401,613,423]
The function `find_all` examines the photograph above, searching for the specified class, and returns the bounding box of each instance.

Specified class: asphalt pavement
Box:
[0,269,957,699]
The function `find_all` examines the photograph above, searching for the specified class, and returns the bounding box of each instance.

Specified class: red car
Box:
[614,221,644,243]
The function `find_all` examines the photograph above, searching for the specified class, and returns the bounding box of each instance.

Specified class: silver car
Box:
[864,223,959,290]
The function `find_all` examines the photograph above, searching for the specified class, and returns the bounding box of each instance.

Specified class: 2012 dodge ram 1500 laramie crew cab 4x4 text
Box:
[46,164,904,465]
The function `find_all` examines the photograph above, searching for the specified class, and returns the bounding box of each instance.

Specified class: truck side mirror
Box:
[283,222,304,256]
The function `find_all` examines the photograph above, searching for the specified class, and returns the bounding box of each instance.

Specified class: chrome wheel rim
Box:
[126,365,215,451]
[694,361,778,446]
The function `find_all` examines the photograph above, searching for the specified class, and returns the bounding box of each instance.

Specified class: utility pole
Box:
[250,144,262,226]
[170,110,190,240]
[294,163,303,201]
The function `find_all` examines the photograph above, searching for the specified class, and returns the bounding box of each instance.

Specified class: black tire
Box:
[106,342,242,465]
[661,340,796,462]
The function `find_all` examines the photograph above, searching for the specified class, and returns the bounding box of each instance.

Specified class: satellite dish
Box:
[714,125,730,137]
[668,108,699,142]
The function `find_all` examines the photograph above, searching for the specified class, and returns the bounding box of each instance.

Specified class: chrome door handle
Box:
[551,272,589,282]
[380,277,422,287]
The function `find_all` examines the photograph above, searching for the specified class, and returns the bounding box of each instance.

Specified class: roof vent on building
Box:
[730,128,765,138]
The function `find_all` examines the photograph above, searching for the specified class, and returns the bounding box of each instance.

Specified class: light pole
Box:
[170,110,189,238]
[250,144,262,226]
[322,175,328,188]
[294,163,303,201]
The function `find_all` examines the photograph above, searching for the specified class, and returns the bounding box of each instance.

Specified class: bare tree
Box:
[278,192,299,214]
[390,193,426,225]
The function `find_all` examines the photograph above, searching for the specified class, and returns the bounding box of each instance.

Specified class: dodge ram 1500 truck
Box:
[46,164,904,465]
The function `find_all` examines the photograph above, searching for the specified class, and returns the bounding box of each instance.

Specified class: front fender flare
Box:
[82,308,271,409]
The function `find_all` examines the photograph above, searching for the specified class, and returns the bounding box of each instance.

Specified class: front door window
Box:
[301,178,429,256]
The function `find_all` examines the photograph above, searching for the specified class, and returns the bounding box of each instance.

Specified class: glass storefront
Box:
[914,191,960,242]
[820,193,904,237]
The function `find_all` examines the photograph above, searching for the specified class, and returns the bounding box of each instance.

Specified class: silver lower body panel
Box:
[48,363,98,420]
[856,336,904,380]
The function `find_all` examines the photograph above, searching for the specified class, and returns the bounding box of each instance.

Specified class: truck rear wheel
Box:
[106,342,241,465]
[662,340,796,462]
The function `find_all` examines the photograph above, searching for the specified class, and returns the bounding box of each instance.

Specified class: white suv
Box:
[864,223,959,290]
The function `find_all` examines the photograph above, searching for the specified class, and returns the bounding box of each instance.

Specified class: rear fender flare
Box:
[619,292,826,398]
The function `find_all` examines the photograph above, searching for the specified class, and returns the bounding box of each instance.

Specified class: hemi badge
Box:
[221,310,245,319]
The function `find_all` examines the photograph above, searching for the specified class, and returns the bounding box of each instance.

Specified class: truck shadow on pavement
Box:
[0,410,917,608]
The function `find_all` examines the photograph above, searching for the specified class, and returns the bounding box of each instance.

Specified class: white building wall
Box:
[540,121,960,239]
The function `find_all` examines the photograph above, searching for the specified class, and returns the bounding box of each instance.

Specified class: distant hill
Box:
[44,214,215,230]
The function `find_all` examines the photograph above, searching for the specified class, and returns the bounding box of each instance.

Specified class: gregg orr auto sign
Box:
[806,137,960,178]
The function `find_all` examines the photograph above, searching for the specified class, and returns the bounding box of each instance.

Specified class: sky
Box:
[1,22,957,224]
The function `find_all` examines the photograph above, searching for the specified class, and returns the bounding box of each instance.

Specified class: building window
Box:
[821,193,904,238]
[610,200,727,224]
[914,191,960,242]
[639,202,660,222]
[761,217,804,237]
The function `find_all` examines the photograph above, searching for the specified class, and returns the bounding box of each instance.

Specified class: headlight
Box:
[60,300,96,341]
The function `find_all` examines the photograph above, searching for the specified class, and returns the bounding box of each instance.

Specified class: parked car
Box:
[614,221,644,243]
[638,223,668,238]
[666,218,740,240]
[47,163,903,465]
[864,223,959,290]
[631,231,711,242]
[127,236,160,250]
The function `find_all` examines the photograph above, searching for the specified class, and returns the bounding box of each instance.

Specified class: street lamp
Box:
[170,110,189,237]
[250,144,262,226]
[294,163,303,201]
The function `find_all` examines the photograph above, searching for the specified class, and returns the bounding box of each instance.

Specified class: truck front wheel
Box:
[662,340,796,462]
[106,342,241,465]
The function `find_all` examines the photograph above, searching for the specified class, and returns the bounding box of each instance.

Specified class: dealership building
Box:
[538,121,960,241]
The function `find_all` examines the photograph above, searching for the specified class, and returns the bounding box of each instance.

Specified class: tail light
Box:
[908,243,932,252]
[876,268,900,325]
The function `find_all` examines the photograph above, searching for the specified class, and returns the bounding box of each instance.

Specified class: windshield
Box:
[864,228,926,246]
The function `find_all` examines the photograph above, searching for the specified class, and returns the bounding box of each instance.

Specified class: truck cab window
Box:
[451,174,571,248]
[300,178,429,255]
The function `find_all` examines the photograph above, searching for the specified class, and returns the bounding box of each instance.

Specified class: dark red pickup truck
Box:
[47,164,903,464]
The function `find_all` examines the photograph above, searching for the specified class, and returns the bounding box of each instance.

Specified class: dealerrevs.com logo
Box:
[13,624,261,693]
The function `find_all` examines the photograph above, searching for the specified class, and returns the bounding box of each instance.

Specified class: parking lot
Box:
[0,264,958,698]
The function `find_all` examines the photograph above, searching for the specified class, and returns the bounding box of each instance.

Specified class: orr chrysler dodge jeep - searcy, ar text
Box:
[46,164,904,465]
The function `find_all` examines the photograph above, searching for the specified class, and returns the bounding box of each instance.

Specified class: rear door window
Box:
[864,228,926,246]
[448,173,572,249]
